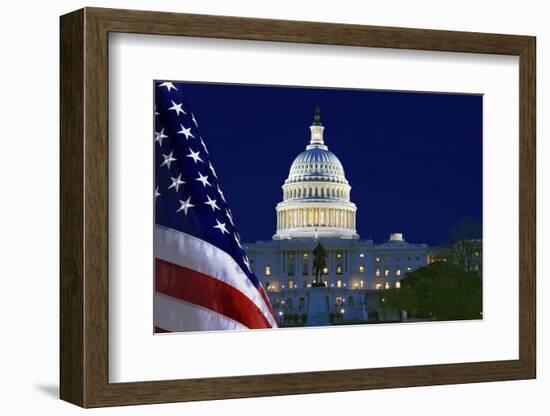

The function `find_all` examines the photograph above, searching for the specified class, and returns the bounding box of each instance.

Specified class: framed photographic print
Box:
[60,7,536,408]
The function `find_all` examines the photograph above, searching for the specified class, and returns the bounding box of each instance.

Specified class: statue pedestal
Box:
[307,287,330,326]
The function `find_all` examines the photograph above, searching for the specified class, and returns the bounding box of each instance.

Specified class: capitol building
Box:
[244,106,429,326]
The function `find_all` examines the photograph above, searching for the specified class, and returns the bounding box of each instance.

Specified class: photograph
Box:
[153,80,483,333]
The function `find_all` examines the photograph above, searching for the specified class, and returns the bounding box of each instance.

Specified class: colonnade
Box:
[277,207,356,230]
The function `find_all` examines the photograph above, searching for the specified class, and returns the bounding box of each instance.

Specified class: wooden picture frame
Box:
[60,7,536,408]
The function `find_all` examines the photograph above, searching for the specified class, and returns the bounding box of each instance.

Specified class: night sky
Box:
[167,82,482,246]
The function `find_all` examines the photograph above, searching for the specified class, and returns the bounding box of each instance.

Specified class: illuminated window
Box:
[336,265,343,274]
[384,269,389,277]
[396,269,401,276]
[407,267,412,271]
[336,252,342,259]
[303,253,309,259]
[396,282,401,289]
[375,283,382,290]
[322,267,328,275]
[376,269,380,277]
[337,280,342,288]
[360,280,364,288]
[359,253,365,258]
[385,282,390,289]
[336,296,342,305]
[289,280,294,289]
[265,265,271,276]
[475,251,480,257]
[359,264,365,273]
[376,257,380,262]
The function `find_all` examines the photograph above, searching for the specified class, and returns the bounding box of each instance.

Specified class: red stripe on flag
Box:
[155,259,273,329]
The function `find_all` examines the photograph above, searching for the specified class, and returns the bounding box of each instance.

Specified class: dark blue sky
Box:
[171,82,482,245]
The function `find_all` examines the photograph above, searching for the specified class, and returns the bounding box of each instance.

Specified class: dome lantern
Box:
[308,104,326,148]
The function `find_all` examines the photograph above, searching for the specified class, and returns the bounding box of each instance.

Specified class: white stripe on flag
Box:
[154,225,278,328]
[154,293,247,332]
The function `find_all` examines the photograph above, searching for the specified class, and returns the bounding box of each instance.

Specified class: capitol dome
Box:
[274,105,359,240]
[287,147,347,185]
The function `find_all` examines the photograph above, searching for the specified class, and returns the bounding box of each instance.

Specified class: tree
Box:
[448,217,482,273]
[383,261,482,321]
[312,242,327,286]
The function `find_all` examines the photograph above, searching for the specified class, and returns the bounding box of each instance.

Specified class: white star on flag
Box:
[177,124,195,140]
[243,256,252,272]
[195,172,211,187]
[234,232,242,248]
[168,100,186,116]
[155,186,161,199]
[154,128,168,146]
[213,219,229,235]
[176,196,194,215]
[159,81,177,92]
[186,149,203,164]
[200,136,209,154]
[208,162,218,178]
[217,185,226,202]
[160,151,177,169]
[226,209,234,226]
[204,195,220,211]
[168,174,185,192]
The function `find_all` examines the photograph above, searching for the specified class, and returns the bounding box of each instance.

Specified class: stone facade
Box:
[245,106,429,326]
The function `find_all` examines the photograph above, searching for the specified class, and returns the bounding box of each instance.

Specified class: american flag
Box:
[153,81,278,333]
